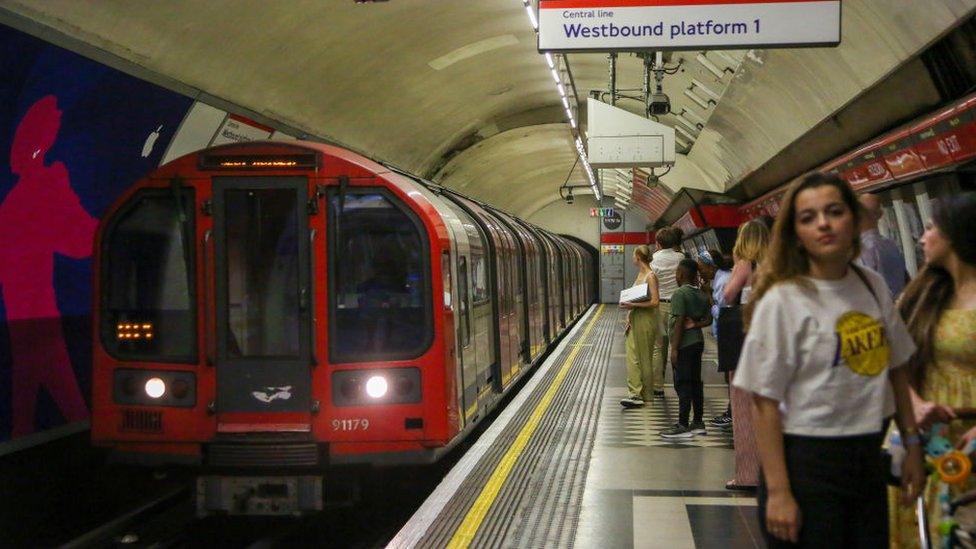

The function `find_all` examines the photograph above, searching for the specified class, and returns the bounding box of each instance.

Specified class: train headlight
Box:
[114,370,196,407]
[145,378,166,399]
[332,368,421,406]
[365,376,388,399]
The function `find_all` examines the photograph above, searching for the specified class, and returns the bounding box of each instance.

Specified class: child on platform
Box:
[660,259,712,440]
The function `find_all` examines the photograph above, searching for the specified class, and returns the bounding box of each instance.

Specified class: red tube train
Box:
[90,141,595,515]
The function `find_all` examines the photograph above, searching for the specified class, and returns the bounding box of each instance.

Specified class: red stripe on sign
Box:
[228,113,275,134]
[542,0,829,7]
[601,232,650,245]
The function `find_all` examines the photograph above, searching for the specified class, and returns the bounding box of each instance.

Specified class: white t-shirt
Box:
[732,267,916,437]
[651,248,684,300]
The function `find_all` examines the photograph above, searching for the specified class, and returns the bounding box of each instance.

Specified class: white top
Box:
[651,248,684,300]
[732,267,916,437]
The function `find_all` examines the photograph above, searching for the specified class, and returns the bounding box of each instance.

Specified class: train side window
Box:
[100,189,196,362]
[471,254,489,305]
[327,190,432,363]
[442,251,452,309]
[458,256,470,347]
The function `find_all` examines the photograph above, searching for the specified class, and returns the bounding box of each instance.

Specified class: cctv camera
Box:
[647,93,671,116]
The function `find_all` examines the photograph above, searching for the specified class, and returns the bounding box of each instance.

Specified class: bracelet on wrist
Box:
[904,434,922,446]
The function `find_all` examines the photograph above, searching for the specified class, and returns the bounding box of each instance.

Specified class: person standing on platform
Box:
[707,249,734,428]
[734,174,924,547]
[889,192,976,548]
[620,245,662,409]
[856,193,908,297]
[721,219,769,491]
[650,227,684,397]
[659,259,711,439]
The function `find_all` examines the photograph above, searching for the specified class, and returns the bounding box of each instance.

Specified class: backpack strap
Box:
[850,263,881,309]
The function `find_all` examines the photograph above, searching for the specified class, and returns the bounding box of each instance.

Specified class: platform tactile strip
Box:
[413,305,616,548]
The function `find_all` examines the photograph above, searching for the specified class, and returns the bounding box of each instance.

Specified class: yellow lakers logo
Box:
[835,311,889,376]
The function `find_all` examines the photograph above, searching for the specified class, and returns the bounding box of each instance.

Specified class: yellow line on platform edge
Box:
[446,305,605,549]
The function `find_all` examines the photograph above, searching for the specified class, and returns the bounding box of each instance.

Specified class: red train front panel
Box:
[91,141,462,465]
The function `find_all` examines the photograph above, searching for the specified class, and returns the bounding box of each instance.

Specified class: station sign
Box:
[538,0,842,52]
[589,207,617,217]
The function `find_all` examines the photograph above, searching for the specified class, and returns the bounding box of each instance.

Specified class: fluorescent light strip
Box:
[676,115,701,134]
[680,107,706,126]
[521,4,593,200]
[684,88,714,110]
[696,52,727,80]
[524,2,538,30]
[675,124,697,142]
[712,50,739,68]
[690,78,720,101]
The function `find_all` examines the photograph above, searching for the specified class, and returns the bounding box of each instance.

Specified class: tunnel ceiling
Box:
[1,0,974,220]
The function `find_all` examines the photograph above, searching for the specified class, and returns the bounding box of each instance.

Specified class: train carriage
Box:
[91,140,594,515]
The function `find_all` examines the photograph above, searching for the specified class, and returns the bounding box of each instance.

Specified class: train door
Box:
[212,177,312,423]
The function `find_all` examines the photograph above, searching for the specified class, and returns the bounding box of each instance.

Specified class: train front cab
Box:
[91,142,461,514]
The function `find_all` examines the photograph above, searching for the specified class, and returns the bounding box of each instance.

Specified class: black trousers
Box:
[673,341,704,426]
[757,432,887,548]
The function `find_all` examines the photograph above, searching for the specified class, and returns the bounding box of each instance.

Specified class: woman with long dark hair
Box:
[733,173,924,547]
[890,192,976,547]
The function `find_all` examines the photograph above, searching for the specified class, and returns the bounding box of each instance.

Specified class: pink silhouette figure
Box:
[0,95,97,437]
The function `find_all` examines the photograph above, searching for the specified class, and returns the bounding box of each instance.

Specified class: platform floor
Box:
[576,308,760,549]
[392,305,760,549]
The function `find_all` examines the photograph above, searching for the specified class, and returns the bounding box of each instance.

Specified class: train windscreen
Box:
[100,189,196,362]
[328,191,431,363]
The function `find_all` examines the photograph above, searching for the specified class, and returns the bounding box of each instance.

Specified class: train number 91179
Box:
[332,418,370,431]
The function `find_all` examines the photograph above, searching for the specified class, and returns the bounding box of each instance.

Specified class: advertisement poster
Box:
[0,24,193,448]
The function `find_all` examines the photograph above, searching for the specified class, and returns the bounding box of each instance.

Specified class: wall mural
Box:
[0,24,194,444]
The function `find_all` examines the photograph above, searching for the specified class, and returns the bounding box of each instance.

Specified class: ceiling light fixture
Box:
[712,50,739,68]
[524,1,538,29]
[522,1,599,201]
[696,52,732,80]
[676,114,702,134]
[690,79,721,101]
[684,88,716,110]
[679,107,706,126]
[674,124,697,142]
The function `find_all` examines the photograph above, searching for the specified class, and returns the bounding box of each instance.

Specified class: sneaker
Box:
[710,414,733,427]
[620,397,644,408]
[690,421,707,435]
[660,423,695,440]
[653,390,665,397]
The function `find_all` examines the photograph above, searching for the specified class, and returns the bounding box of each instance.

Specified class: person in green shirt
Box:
[660,259,712,440]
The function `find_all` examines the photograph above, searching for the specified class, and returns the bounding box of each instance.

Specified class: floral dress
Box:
[891,309,976,548]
